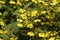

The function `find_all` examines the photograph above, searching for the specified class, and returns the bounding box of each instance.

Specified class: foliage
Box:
[0,0,60,40]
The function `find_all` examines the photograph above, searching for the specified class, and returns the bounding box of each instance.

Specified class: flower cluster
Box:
[16,0,60,40]
[0,0,60,40]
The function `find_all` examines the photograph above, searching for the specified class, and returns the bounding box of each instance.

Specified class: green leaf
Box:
[13,9,20,15]
[24,2,32,9]
[5,22,19,34]
[3,11,9,18]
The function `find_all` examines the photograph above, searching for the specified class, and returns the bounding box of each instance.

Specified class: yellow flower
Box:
[20,14,27,19]
[10,37,15,40]
[50,34,54,36]
[3,30,9,34]
[0,12,2,15]
[13,6,16,9]
[17,19,23,22]
[46,22,50,25]
[24,20,30,26]
[24,0,29,1]
[31,10,38,17]
[27,24,33,28]
[54,32,58,35]
[19,8,26,13]
[17,23,23,28]
[27,32,34,36]
[38,0,43,3]
[0,22,5,26]
[34,19,41,22]
[27,13,31,16]
[50,0,57,5]
[49,37,55,40]
[46,16,50,18]
[10,1,16,4]
[44,31,51,38]
[0,5,2,8]
[41,11,46,14]
[31,10,38,14]
[41,22,45,25]
[43,2,48,6]
[32,0,36,2]
[32,0,37,4]
[56,7,60,12]
[38,33,45,38]
[15,37,18,40]
[50,31,58,36]
[0,1,5,4]
[0,22,5,29]
[17,1,22,6]
[0,29,4,34]
[0,38,2,40]
[45,33,50,38]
